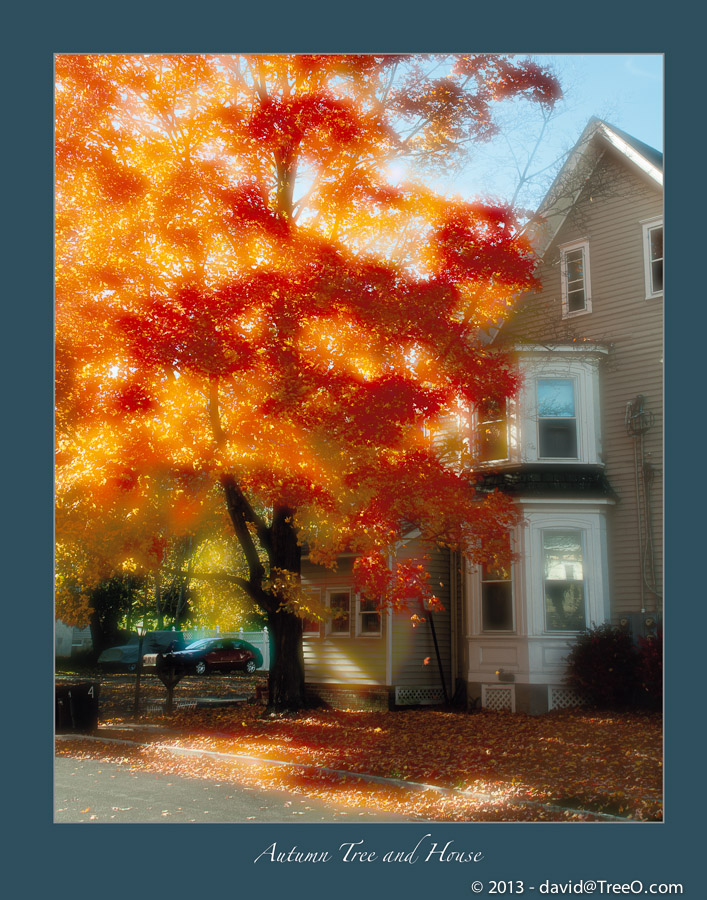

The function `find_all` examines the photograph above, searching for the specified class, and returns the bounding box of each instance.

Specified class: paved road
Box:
[55,756,415,823]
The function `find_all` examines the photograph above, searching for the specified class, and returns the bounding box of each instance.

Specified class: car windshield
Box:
[184,639,213,650]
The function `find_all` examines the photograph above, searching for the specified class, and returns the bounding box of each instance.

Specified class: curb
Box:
[56,732,634,822]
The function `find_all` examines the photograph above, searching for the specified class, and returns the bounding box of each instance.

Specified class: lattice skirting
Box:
[481,684,516,712]
[548,686,586,710]
[394,686,446,706]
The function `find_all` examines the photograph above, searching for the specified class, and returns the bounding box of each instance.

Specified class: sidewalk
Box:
[56,724,633,823]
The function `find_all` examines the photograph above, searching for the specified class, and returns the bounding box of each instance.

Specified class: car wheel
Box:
[245,659,257,675]
[195,660,208,675]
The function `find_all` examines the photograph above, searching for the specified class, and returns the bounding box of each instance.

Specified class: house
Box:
[302,119,663,714]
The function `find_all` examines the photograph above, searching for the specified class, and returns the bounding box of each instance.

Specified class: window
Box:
[537,379,577,458]
[481,538,514,632]
[476,397,508,462]
[302,588,322,637]
[642,220,663,298]
[356,595,381,636]
[560,240,591,317]
[542,531,586,632]
[327,589,351,635]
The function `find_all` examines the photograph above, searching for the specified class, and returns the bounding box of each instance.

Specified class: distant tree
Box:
[55,54,561,710]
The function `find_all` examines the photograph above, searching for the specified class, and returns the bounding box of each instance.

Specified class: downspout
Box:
[450,549,458,700]
[386,554,393,688]
[426,602,449,704]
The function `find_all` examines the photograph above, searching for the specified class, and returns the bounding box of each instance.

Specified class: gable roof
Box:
[528,117,663,258]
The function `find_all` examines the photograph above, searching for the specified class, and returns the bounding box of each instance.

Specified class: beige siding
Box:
[301,557,387,685]
[391,542,452,691]
[504,146,663,616]
[301,541,453,690]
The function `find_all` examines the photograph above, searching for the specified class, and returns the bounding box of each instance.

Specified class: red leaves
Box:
[59,702,662,822]
[429,200,537,289]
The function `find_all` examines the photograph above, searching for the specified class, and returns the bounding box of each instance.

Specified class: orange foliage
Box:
[55,56,560,683]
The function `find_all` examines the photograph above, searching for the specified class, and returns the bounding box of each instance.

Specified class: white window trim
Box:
[517,352,604,466]
[641,218,663,300]
[560,239,592,318]
[355,593,382,638]
[523,506,610,638]
[536,375,579,461]
[480,554,516,634]
[325,588,352,637]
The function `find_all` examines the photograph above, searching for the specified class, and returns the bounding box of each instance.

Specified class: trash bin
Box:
[55,682,100,733]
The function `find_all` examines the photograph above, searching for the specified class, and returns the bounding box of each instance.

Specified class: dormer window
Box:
[642,219,663,298]
[560,239,592,317]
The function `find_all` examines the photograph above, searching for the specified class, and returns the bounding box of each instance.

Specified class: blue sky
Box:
[430,53,664,210]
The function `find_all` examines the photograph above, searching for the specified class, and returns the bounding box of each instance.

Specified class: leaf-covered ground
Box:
[56,677,662,822]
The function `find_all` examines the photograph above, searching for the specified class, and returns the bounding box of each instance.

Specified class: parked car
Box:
[156,637,263,675]
[97,631,187,671]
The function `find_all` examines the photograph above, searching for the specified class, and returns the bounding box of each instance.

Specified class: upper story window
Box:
[475,397,509,462]
[560,239,592,317]
[481,536,514,632]
[642,219,663,299]
[537,378,578,459]
[542,530,586,632]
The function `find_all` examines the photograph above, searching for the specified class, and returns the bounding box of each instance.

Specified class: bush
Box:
[636,628,663,709]
[565,623,639,709]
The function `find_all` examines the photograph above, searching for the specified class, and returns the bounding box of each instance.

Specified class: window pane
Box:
[567,287,585,312]
[477,421,508,461]
[330,591,350,633]
[650,227,663,261]
[360,612,381,634]
[538,380,575,417]
[482,581,513,631]
[566,249,584,282]
[539,419,577,458]
[543,532,586,632]
[651,259,663,294]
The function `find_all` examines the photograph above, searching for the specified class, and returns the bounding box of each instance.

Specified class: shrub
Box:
[636,628,663,709]
[565,623,639,709]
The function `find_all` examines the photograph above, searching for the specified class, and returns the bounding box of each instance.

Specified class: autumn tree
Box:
[55,54,561,710]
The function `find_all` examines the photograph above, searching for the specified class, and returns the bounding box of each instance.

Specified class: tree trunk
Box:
[267,608,306,710]
[266,504,306,711]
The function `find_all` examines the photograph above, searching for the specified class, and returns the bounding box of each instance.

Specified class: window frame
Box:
[355,594,382,637]
[541,528,587,634]
[325,588,352,637]
[642,218,663,299]
[475,396,509,463]
[559,239,592,318]
[301,587,322,638]
[480,539,515,634]
[536,377,579,460]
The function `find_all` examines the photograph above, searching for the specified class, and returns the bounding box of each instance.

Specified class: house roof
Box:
[528,117,663,258]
